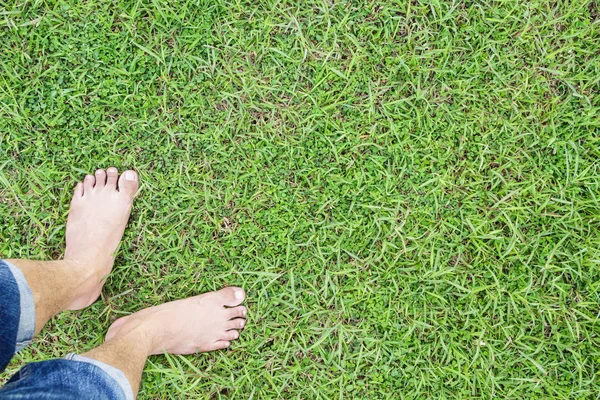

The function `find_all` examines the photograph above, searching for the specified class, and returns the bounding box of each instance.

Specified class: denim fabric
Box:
[4,261,35,353]
[0,260,134,400]
[0,260,21,373]
[64,355,134,400]
[0,358,130,400]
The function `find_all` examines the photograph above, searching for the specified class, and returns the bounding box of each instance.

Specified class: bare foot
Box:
[105,287,248,355]
[65,167,139,310]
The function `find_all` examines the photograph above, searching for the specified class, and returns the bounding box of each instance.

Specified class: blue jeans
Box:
[0,260,134,400]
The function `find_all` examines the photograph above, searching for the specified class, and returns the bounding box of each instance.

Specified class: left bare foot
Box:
[64,167,139,309]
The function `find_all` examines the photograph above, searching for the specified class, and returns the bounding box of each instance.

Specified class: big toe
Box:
[118,170,139,197]
[215,287,245,307]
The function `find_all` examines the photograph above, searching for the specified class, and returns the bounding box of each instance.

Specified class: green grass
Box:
[1,0,599,398]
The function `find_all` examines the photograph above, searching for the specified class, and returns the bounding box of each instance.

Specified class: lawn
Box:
[1,0,599,398]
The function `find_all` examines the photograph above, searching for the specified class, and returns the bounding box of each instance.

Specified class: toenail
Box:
[235,289,244,300]
[108,168,117,173]
[125,171,136,181]
[240,321,245,328]
[243,309,247,317]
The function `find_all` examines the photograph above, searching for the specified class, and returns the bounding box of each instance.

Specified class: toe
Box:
[94,169,107,189]
[222,330,240,341]
[227,306,247,320]
[73,182,84,198]
[225,319,246,331]
[216,287,246,307]
[106,167,118,189]
[117,170,139,196]
[83,174,95,192]
[213,341,231,350]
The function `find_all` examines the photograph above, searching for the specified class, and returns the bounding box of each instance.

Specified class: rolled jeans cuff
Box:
[4,260,35,352]
[65,354,135,400]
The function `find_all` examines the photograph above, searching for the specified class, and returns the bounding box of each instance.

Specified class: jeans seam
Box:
[21,364,31,379]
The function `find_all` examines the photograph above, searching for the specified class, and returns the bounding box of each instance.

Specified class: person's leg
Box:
[0,168,139,367]
[0,288,247,400]
[86,286,247,394]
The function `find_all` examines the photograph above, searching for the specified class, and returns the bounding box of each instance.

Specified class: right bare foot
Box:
[105,287,248,355]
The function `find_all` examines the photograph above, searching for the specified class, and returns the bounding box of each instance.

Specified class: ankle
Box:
[108,319,157,357]
[59,258,108,310]
[62,256,108,285]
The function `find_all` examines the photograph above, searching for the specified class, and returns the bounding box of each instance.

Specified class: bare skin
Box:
[85,288,248,395]
[8,167,139,333]
[105,288,247,354]
[64,167,139,309]
[7,167,248,399]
